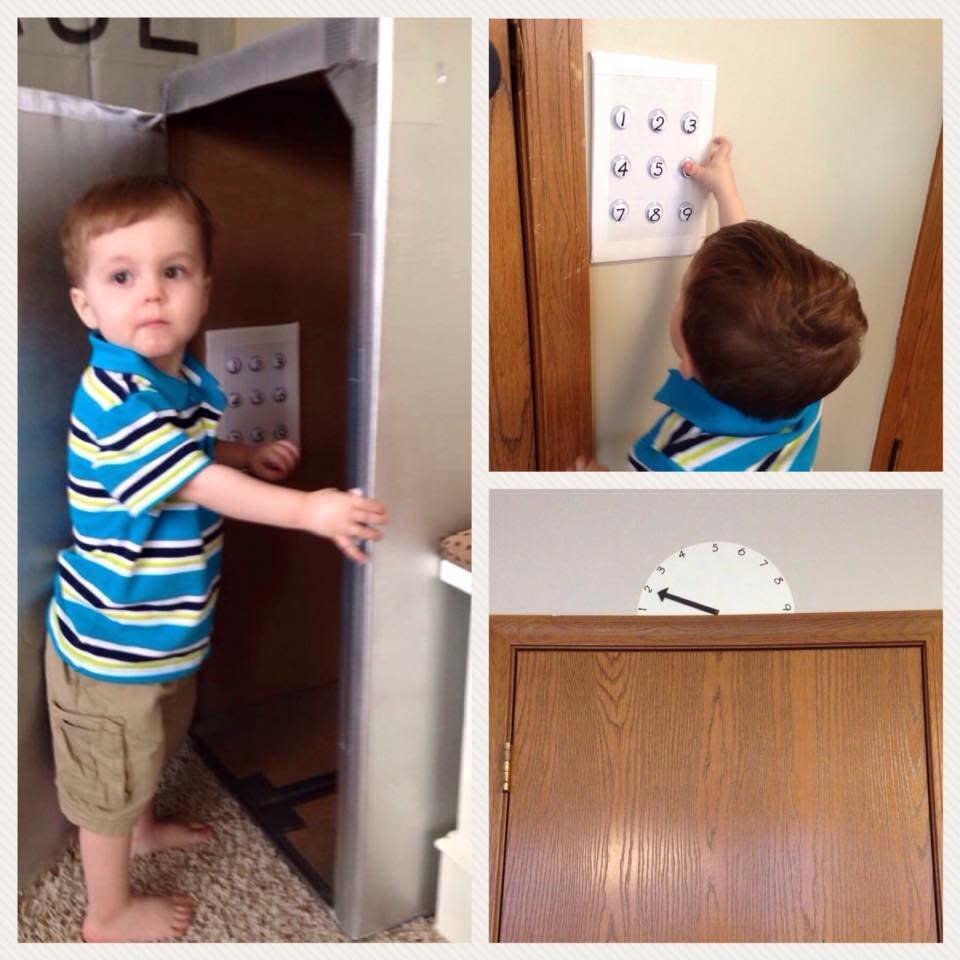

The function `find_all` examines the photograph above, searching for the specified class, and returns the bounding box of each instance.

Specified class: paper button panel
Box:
[205,321,301,447]
[590,51,717,262]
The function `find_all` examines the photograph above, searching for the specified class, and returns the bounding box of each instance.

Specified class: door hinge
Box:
[502,741,512,793]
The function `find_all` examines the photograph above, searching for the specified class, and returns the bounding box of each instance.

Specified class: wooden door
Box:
[871,130,942,470]
[490,613,942,942]
[489,20,594,471]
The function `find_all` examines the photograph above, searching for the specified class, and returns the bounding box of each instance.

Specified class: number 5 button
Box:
[647,155,665,178]
[610,199,629,223]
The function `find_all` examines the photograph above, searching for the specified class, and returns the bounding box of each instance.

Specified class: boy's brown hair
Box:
[682,220,867,420]
[61,175,214,286]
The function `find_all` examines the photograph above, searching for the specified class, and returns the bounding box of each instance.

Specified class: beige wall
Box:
[491,491,942,614]
[583,20,941,471]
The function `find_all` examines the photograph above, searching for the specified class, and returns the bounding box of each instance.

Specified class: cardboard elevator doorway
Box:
[169,71,352,902]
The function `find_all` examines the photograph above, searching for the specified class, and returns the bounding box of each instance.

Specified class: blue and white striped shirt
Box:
[48,333,227,683]
[630,370,821,472]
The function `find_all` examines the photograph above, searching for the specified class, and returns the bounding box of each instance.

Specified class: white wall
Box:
[583,20,942,470]
[491,490,941,614]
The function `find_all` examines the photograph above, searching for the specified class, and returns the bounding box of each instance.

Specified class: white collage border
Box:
[4,2,955,956]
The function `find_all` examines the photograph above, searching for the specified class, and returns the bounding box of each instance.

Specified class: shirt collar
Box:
[655,369,820,437]
[88,332,199,408]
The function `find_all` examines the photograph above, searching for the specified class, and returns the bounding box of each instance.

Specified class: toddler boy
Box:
[46,175,388,941]
[579,137,867,472]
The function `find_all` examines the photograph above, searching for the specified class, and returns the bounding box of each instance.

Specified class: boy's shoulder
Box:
[73,364,174,436]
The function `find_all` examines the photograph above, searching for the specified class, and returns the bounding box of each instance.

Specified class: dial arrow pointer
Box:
[657,587,719,615]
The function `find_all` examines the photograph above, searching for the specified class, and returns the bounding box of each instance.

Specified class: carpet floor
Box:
[18,743,444,943]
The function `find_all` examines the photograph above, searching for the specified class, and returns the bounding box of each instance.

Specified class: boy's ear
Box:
[69,287,99,331]
[679,352,699,380]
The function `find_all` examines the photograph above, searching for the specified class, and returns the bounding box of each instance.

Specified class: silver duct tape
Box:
[18,94,165,613]
[18,96,165,889]
[336,18,471,938]
[327,57,379,130]
[333,52,387,942]
[18,86,164,130]
[162,18,378,118]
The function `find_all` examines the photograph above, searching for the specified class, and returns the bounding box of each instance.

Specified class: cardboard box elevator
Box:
[18,19,471,939]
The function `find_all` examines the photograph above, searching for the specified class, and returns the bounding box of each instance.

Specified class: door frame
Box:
[490,611,942,941]
[489,19,535,470]
[490,19,594,470]
[870,129,942,470]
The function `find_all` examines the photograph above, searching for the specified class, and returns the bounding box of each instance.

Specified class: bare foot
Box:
[131,819,212,856]
[82,893,193,942]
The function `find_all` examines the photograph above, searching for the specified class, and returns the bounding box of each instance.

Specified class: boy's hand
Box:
[300,488,389,563]
[573,455,608,472]
[249,440,300,482]
[683,136,747,227]
[682,136,737,198]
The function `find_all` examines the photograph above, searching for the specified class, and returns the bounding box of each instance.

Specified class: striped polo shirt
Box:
[47,333,227,683]
[630,370,822,472]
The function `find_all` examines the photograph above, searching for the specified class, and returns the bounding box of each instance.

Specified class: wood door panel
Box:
[871,130,942,470]
[491,614,941,942]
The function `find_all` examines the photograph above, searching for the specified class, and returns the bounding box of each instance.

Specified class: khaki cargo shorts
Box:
[44,639,197,835]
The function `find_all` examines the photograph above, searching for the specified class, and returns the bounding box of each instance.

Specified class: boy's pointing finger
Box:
[711,135,732,156]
